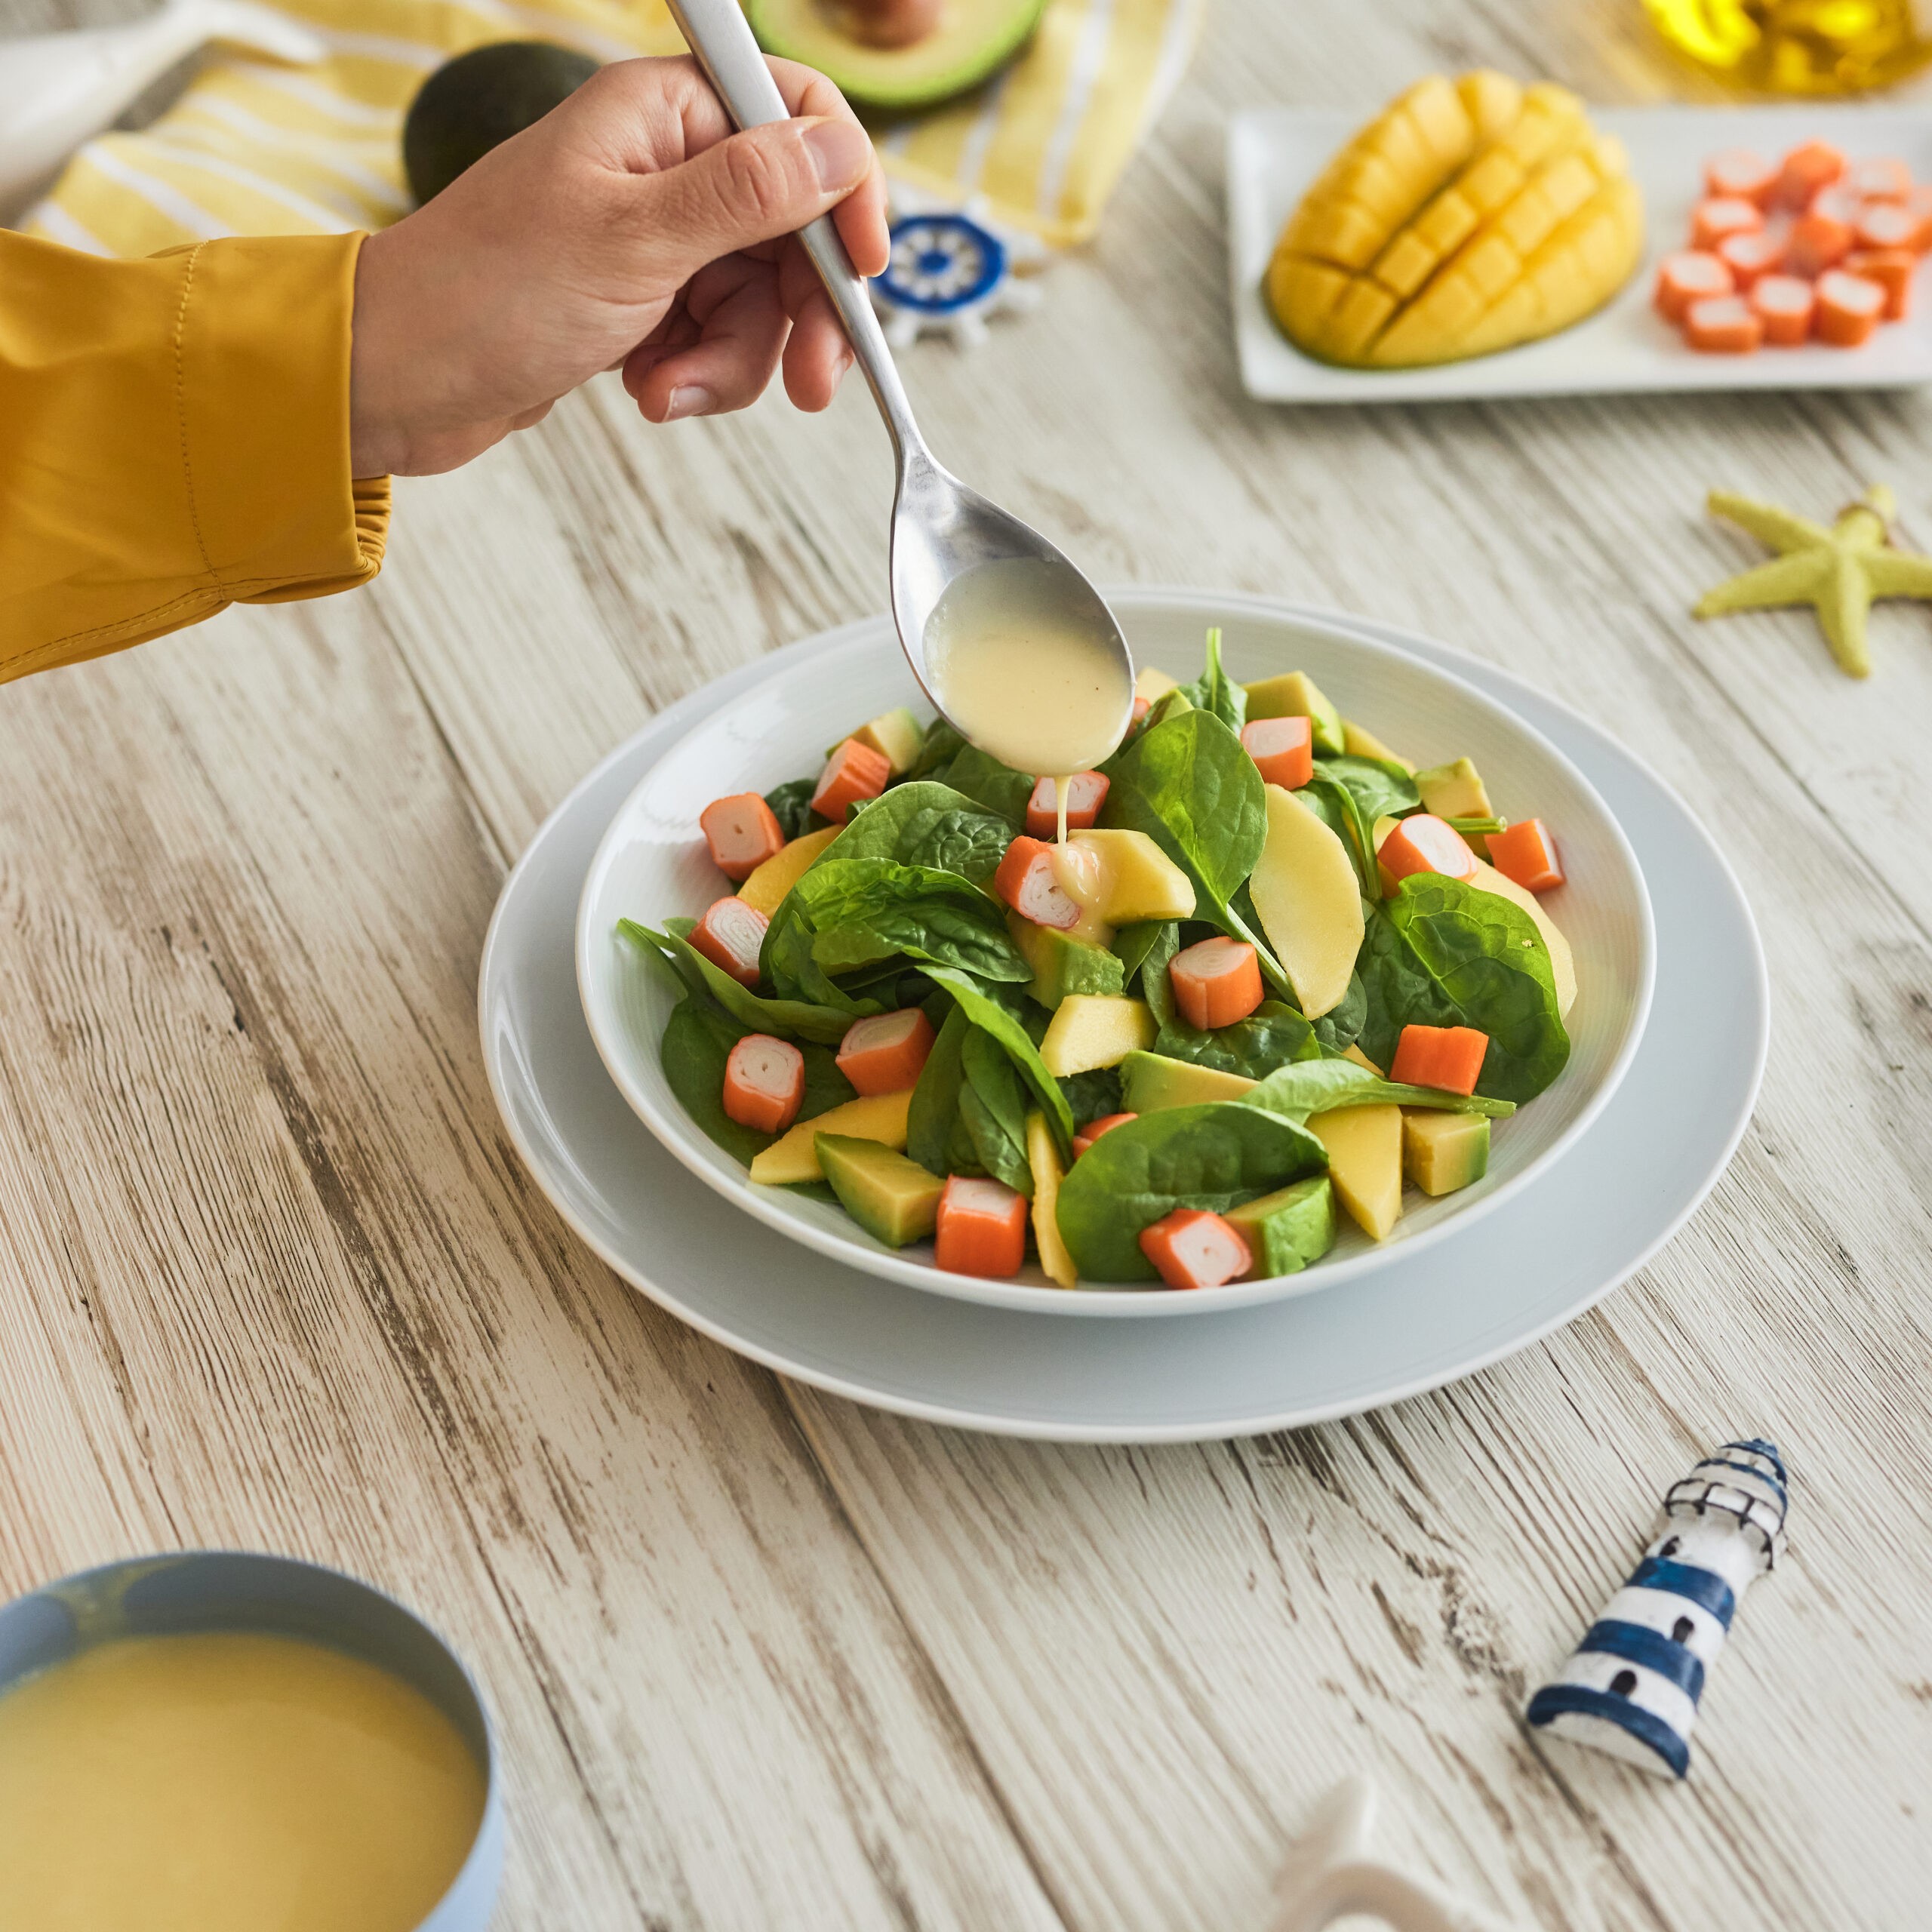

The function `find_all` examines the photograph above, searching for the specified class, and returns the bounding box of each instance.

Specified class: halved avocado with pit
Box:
[746,0,1047,112]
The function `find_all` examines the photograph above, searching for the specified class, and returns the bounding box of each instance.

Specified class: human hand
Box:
[348,54,889,477]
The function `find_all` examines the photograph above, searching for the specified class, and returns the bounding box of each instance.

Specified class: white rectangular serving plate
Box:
[1226,102,1932,403]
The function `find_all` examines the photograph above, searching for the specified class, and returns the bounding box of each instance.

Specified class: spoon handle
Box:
[661,0,928,466]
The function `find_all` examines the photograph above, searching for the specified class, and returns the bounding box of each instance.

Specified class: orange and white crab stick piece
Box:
[1684,294,1764,354]
[1168,936,1263,1030]
[699,792,786,881]
[1655,251,1734,323]
[1486,817,1566,893]
[1854,201,1922,254]
[1378,814,1479,885]
[1072,1112,1137,1158]
[1814,269,1886,346]
[1786,208,1854,278]
[1846,155,1912,203]
[1775,139,1844,211]
[1138,1208,1253,1291]
[810,737,891,823]
[721,1034,805,1134]
[1846,249,1915,321]
[1691,196,1763,252]
[1704,147,1778,207]
[994,835,1082,929]
[1239,715,1315,789]
[689,896,769,989]
[1024,771,1109,840]
[1389,1023,1491,1097]
[1715,229,1784,291]
[1749,275,1815,346]
[934,1177,1029,1277]
[835,1008,936,1095]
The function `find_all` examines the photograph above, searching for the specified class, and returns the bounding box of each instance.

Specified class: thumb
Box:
[629,116,874,287]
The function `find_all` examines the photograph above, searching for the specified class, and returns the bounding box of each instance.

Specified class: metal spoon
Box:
[661,0,1136,757]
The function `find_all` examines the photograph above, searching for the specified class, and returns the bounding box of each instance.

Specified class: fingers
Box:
[622,255,792,423]
[777,239,855,411]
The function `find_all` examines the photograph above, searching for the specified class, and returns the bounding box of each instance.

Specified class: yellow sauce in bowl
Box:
[0,1631,488,1932]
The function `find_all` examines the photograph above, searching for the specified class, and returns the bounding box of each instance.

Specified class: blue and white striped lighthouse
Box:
[1526,1439,1788,1779]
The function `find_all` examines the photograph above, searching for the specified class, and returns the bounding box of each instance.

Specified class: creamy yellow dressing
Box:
[0,1632,487,1932]
[1047,836,1114,947]
[922,560,1132,789]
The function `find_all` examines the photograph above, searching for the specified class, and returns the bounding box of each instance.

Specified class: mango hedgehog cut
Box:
[1267,71,1644,368]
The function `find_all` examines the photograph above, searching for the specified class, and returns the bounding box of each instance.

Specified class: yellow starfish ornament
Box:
[1694,484,1932,678]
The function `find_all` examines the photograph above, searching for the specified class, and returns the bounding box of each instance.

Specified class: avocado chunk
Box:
[1243,671,1345,755]
[1008,915,1124,1011]
[746,0,1046,110]
[1119,1051,1257,1112]
[1401,1109,1490,1196]
[402,42,598,205]
[829,706,923,776]
[1414,757,1494,821]
[1226,1176,1337,1278]
[817,1133,944,1245]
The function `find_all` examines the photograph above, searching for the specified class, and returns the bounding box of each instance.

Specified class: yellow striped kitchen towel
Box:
[23,0,1200,259]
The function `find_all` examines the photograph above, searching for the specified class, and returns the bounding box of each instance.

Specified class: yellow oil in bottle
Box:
[1644,0,1932,92]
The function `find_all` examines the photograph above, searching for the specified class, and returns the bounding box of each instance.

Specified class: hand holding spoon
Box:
[662,0,1137,778]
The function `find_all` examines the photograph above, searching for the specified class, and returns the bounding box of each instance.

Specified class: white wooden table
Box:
[6,2,1932,1924]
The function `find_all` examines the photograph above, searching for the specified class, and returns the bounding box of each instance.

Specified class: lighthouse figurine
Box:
[1526,1438,1788,1779]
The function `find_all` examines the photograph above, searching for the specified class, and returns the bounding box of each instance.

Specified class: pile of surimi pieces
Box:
[1655,142,1930,353]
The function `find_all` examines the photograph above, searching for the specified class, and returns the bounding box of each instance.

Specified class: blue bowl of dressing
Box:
[0,1550,505,1932]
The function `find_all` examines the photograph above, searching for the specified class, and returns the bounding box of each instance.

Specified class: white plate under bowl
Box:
[1228,103,1932,404]
[480,595,1766,1440]
[576,601,1654,1314]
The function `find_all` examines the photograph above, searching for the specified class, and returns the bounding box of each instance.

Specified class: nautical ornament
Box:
[871,208,1044,348]
[1526,1438,1788,1779]
[1268,1775,1518,1932]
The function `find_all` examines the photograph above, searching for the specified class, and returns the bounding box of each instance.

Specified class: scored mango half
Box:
[1267,71,1644,368]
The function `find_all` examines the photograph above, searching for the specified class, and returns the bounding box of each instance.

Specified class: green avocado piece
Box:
[745,0,1047,111]
[1244,672,1345,756]
[1401,1109,1490,1196]
[1006,914,1125,1011]
[1119,1050,1257,1113]
[1414,757,1494,822]
[817,1133,945,1246]
[402,41,598,205]
[1225,1175,1336,1278]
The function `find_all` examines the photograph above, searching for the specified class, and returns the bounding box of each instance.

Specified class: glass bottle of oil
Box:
[1644,0,1932,92]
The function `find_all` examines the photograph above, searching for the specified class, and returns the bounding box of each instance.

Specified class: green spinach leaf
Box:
[906,1004,983,1177]
[1313,753,1420,824]
[933,744,1033,826]
[1310,971,1368,1055]
[1174,626,1247,734]
[1155,1000,1321,1080]
[1054,1103,1327,1281]
[1111,920,1169,985]
[906,717,965,783]
[788,858,1029,984]
[922,966,1075,1154]
[660,995,854,1166]
[1355,876,1569,1103]
[764,777,822,841]
[1137,919,1181,1030]
[621,921,855,1046]
[1241,1056,1513,1122]
[836,781,1011,884]
[1057,1066,1124,1128]
[959,1027,1034,1195]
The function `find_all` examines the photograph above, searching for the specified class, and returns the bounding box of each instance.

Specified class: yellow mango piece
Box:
[1026,1110,1077,1289]
[1342,1041,1386,1078]
[1066,829,1196,922]
[1341,719,1415,771]
[737,825,839,915]
[1134,666,1179,702]
[1039,995,1157,1078]
[1310,1104,1404,1242]
[1266,69,1644,370]
[749,1089,912,1186]
[1247,786,1364,1020]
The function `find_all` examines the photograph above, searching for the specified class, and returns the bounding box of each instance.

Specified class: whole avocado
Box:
[402,41,598,206]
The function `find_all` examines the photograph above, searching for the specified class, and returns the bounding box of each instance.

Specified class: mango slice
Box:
[1267,71,1643,368]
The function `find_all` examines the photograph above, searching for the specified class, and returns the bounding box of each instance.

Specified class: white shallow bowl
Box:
[577,601,1654,1314]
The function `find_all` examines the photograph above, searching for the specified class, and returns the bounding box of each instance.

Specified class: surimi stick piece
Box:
[1024,772,1109,840]
[835,1008,936,1095]
[1715,229,1784,291]
[1845,249,1915,321]
[810,737,891,822]
[1904,186,1932,253]
[1814,269,1885,346]
[1072,1112,1137,1158]
[933,1177,1029,1278]
[1775,140,1844,211]
[689,897,769,989]
[1703,148,1777,208]
[1846,156,1911,203]
[1168,937,1263,1030]
[1684,294,1764,354]
[1389,1023,1490,1096]
[1691,197,1764,251]
[1807,183,1864,227]
[1854,202,1922,254]
[1787,210,1853,278]
[1750,275,1815,346]
[993,835,1081,929]
[721,1034,805,1134]
[1240,716,1315,790]
[699,793,786,881]
[1138,1209,1252,1291]
[1486,817,1566,892]
[1378,814,1478,884]
[1654,251,1734,323]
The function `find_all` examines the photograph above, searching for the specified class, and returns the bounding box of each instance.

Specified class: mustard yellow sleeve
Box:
[0,230,390,682]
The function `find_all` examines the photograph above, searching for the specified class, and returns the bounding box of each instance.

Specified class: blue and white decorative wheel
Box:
[876,212,1008,315]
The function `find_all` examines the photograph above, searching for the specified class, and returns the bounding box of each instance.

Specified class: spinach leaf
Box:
[906,1004,983,1177]
[1174,626,1246,734]
[959,1027,1035,1195]
[1355,876,1569,1103]
[789,858,1029,984]
[836,781,1011,883]
[1313,753,1420,825]
[922,965,1075,1154]
[1155,1000,1321,1080]
[620,921,854,1046]
[1241,1056,1514,1122]
[764,777,822,841]
[660,995,854,1166]
[1111,921,1169,985]
[1054,1103,1327,1281]
[760,892,886,1017]
[1057,1066,1124,1128]
[1137,919,1181,1030]
[1310,971,1368,1055]
[1099,709,1288,995]
[1135,688,1194,735]
[933,744,1033,826]
[906,717,965,783]
[1300,774,1380,897]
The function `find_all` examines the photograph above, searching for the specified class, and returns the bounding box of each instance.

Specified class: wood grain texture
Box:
[6,0,1932,1925]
